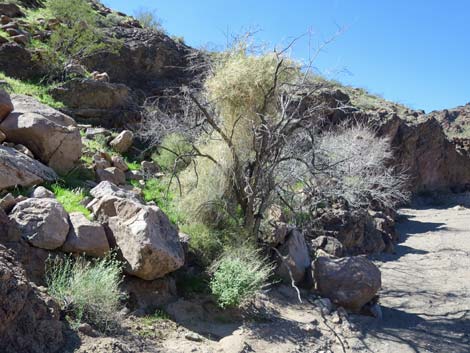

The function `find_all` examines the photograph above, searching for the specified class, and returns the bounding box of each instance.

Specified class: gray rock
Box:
[0,146,57,190]
[276,229,311,284]
[311,236,344,258]
[109,130,133,153]
[61,212,110,257]
[9,198,69,250]
[50,79,131,110]
[0,95,82,174]
[107,199,185,280]
[96,167,126,185]
[30,186,55,199]
[89,181,142,203]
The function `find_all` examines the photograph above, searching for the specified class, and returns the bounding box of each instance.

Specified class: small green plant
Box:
[133,8,165,32]
[0,72,64,108]
[51,184,91,218]
[45,254,124,332]
[210,246,274,308]
[152,133,192,172]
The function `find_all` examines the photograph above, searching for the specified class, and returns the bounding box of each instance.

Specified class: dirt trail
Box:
[349,202,470,353]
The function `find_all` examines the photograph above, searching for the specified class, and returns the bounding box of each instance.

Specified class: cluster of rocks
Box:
[1,180,185,281]
[265,206,382,313]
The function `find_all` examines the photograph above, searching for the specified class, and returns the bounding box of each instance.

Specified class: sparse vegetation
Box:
[134,8,165,32]
[210,246,274,308]
[45,254,124,332]
[0,72,64,108]
[26,0,121,79]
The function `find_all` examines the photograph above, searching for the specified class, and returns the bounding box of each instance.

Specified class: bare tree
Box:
[138,35,408,238]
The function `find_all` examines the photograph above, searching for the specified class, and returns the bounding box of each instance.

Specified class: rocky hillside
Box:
[0,1,470,353]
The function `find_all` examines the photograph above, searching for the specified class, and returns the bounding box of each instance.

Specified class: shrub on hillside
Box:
[210,246,274,308]
[33,0,121,79]
[134,8,165,32]
[45,254,124,332]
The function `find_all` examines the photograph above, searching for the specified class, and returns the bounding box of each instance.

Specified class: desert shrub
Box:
[313,125,409,209]
[134,8,165,32]
[31,0,121,78]
[152,133,192,172]
[46,254,123,332]
[210,246,274,308]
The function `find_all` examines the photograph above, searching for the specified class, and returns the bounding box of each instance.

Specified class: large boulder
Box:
[50,78,132,109]
[9,198,69,250]
[313,255,381,311]
[61,212,110,257]
[0,43,45,80]
[0,88,13,121]
[0,244,64,353]
[0,94,82,174]
[89,180,143,203]
[314,207,386,255]
[276,229,311,284]
[0,145,57,190]
[49,76,139,128]
[83,27,191,93]
[107,199,185,280]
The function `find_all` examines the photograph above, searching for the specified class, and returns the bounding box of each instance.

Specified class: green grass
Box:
[0,72,64,109]
[45,254,124,332]
[125,159,140,171]
[134,309,171,338]
[138,178,184,225]
[51,184,91,218]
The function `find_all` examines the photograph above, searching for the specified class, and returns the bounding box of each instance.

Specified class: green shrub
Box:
[210,246,273,308]
[133,8,165,32]
[51,184,91,218]
[45,254,124,332]
[152,133,192,172]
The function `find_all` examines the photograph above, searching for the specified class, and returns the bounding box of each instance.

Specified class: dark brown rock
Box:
[0,244,64,353]
[0,87,13,121]
[313,255,381,312]
[0,3,24,18]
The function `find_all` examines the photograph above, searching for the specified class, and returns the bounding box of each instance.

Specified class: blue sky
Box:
[103,0,470,112]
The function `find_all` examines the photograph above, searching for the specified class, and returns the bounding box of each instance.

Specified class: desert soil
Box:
[349,197,470,353]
